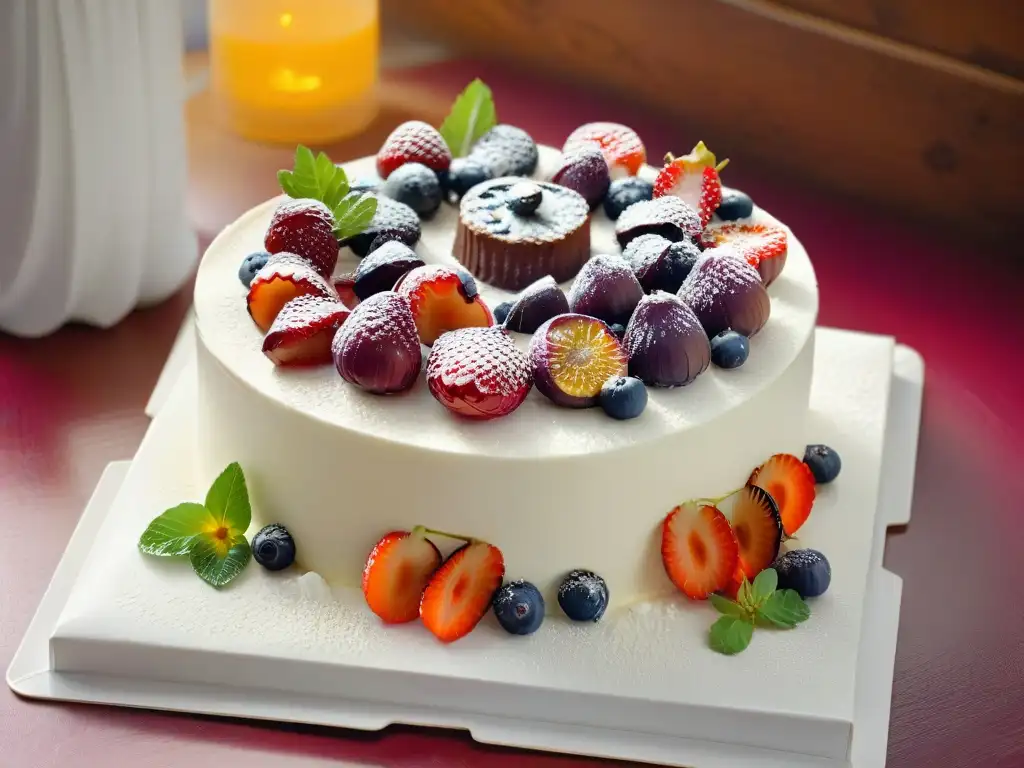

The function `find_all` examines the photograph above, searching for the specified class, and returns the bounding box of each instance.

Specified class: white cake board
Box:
[8,328,923,768]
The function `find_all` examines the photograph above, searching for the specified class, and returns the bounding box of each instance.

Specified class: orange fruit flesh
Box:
[416,291,492,345]
[548,318,626,397]
[249,278,308,331]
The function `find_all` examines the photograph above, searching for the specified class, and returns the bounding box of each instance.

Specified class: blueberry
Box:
[251,523,296,571]
[599,376,647,420]
[467,124,539,178]
[492,580,545,635]
[710,330,750,369]
[381,162,442,218]
[607,323,626,339]
[493,300,513,325]
[716,188,754,221]
[557,569,609,622]
[772,549,831,598]
[367,232,402,254]
[442,158,492,201]
[238,251,270,287]
[507,181,543,216]
[603,177,654,220]
[804,444,842,484]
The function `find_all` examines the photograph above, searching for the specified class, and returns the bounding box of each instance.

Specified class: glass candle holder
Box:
[208,0,379,144]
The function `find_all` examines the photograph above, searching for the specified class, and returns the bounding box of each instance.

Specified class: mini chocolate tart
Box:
[454,177,590,291]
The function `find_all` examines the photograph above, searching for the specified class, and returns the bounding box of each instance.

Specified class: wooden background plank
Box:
[384,0,1024,243]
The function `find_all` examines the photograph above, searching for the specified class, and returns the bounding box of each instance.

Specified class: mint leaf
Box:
[756,589,811,629]
[709,593,746,618]
[204,462,251,534]
[737,576,754,612]
[709,615,754,655]
[333,192,378,241]
[278,145,351,211]
[751,568,778,606]
[190,533,251,588]
[139,502,214,556]
[439,78,497,158]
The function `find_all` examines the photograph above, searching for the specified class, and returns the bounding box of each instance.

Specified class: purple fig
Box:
[624,233,700,294]
[332,291,422,394]
[551,147,611,210]
[615,196,702,248]
[677,248,770,338]
[568,255,643,326]
[624,292,710,387]
[353,241,425,300]
[529,313,627,408]
[504,275,570,333]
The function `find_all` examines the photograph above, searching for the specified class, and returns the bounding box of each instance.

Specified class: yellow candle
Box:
[209,0,379,144]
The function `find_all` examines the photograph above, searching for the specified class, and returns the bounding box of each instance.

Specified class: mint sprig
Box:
[138,462,254,588]
[277,145,377,241]
[707,568,810,655]
[439,78,497,158]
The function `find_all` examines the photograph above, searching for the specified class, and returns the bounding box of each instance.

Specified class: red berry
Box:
[262,295,350,367]
[661,502,740,600]
[331,291,422,395]
[748,453,817,536]
[363,531,442,624]
[264,199,339,279]
[420,541,505,643]
[246,253,338,332]
[721,485,783,579]
[376,120,452,180]
[563,122,646,177]
[332,273,360,309]
[703,222,789,286]
[427,327,532,420]
[653,142,729,228]
[396,265,493,346]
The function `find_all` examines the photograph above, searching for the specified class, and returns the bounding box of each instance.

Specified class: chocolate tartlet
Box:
[454,178,590,291]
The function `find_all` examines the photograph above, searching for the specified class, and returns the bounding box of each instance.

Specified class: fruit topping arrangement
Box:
[659,444,841,654]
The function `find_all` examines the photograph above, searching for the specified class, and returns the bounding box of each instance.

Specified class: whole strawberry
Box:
[563,122,646,177]
[653,141,729,228]
[376,120,452,180]
[264,198,339,279]
[427,327,532,420]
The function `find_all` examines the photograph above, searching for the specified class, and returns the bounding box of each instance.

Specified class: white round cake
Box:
[193,147,818,608]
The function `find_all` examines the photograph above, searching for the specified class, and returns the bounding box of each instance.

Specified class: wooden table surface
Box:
[2,59,1023,768]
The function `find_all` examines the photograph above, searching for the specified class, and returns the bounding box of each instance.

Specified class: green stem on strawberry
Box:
[691,486,743,508]
[412,525,477,543]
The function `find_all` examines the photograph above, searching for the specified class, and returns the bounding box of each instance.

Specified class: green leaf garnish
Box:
[277,145,378,240]
[439,78,497,158]
[708,615,754,655]
[709,593,746,618]
[138,463,255,588]
[756,589,811,629]
[736,576,754,612]
[138,502,214,556]
[751,568,778,606]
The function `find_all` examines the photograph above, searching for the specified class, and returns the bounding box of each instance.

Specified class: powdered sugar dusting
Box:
[427,327,530,395]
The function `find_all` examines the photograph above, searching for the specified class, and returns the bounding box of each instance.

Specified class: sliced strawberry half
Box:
[703,222,789,286]
[653,142,729,227]
[332,273,360,309]
[247,253,337,332]
[721,485,784,579]
[420,541,505,642]
[363,531,442,624]
[748,453,817,536]
[562,122,646,177]
[262,295,350,366]
[661,501,739,600]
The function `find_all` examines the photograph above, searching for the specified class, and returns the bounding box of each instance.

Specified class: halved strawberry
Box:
[362,531,442,624]
[748,454,817,536]
[721,485,784,579]
[247,253,337,332]
[332,273,360,309]
[420,541,504,642]
[262,295,349,366]
[653,142,729,227]
[562,122,646,177]
[703,222,789,286]
[718,564,746,600]
[661,502,739,600]
[396,265,493,345]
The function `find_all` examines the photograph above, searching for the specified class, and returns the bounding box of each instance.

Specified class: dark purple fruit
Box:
[615,196,702,248]
[353,241,425,300]
[504,275,570,334]
[568,255,643,327]
[550,147,610,210]
[624,233,700,294]
[343,196,421,257]
[331,291,422,394]
[677,249,770,338]
[467,124,539,178]
[624,292,710,387]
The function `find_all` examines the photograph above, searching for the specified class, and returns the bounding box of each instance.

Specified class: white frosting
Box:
[193,148,819,606]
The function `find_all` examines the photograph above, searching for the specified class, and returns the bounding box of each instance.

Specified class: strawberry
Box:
[420,541,505,642]
[247,253,337,332]
[562,122,646,177]
[363,531,442,624]
[721,485,783,579]
[262,295,350,367]
[427,327,533,420]
[376,120,452,180]
[748,453,817,536]
[332,274,360,309]
[702,222,789,286]
[264,199,339,279]
[718,565,746,600]
[653,142,729,227]
[661,502,739,600]
[396,265,493,346]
